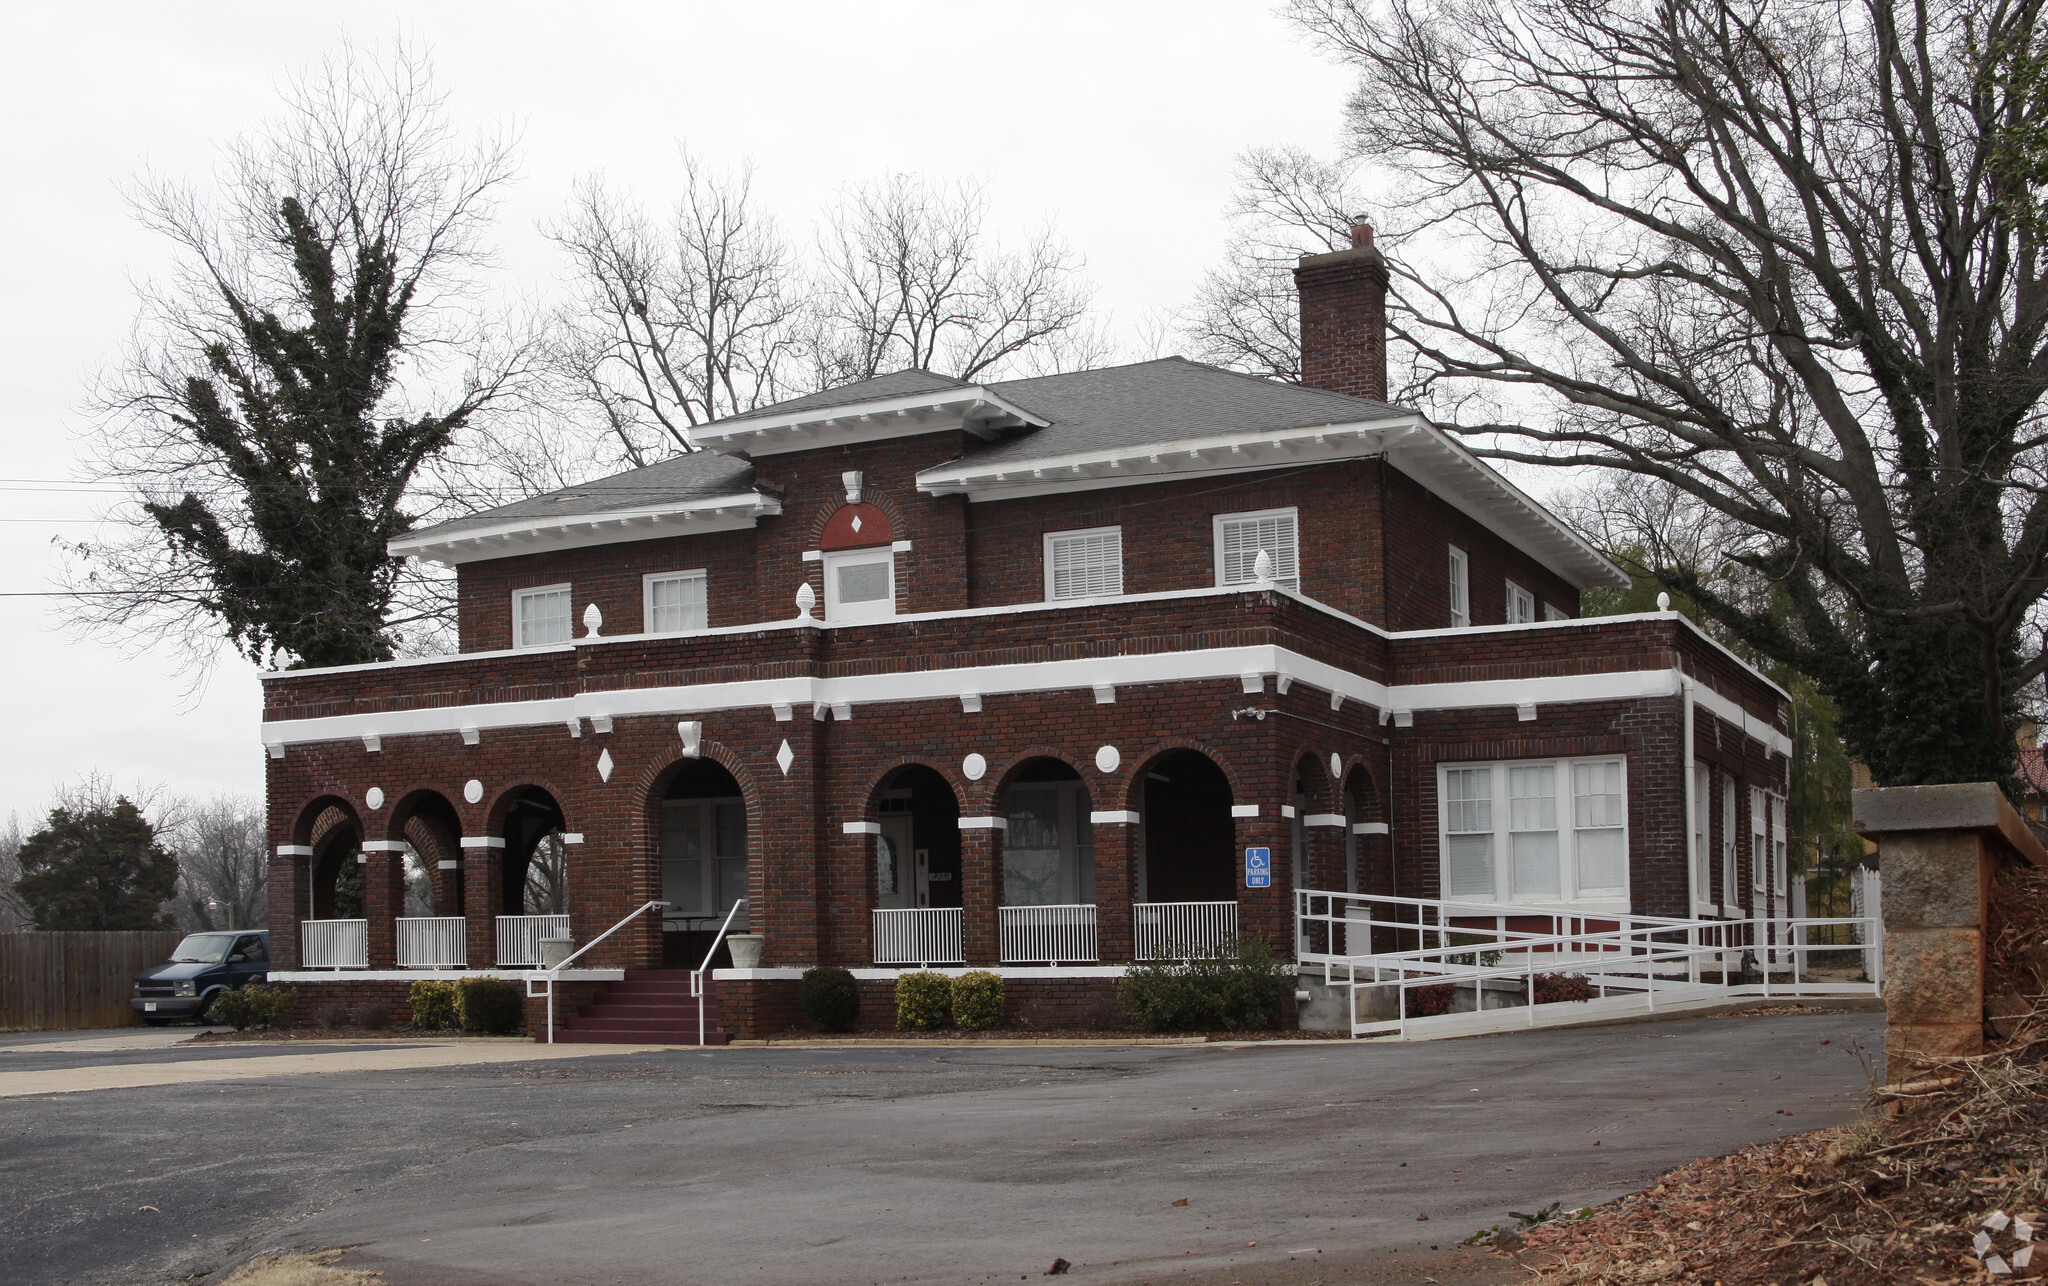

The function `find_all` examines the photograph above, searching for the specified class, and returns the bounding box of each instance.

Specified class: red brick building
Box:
[262,226,1792,1036]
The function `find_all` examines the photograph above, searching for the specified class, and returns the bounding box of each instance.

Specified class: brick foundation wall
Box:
[266,977,607,1036]
[713,974,1301,1038]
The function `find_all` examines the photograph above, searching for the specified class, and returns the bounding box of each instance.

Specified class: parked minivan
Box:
[131,930,269,1025]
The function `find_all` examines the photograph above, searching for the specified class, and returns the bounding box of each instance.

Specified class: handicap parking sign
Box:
[1244,847,1272,889]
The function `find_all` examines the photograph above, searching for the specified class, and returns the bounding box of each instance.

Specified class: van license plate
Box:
[143,1003,156,1011]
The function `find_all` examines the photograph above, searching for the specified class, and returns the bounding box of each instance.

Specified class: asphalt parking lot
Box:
[0,1010,1883,1286]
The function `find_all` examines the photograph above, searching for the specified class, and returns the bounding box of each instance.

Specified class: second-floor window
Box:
[1448,546,1470,627]
[513,584,573,649]
[1215,507,1299,589]
[644,570,708,634]
[1506,580,1536,623]
[1045,526,1123,601]
[824,548,895,624]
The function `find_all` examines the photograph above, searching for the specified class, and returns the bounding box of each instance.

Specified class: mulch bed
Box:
[182,1026,517,1043]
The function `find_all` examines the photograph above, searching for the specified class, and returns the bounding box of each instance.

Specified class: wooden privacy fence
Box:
[1,932,186,1031]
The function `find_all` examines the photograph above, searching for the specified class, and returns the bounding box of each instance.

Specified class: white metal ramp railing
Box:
[1295,889,1882,1039]
[395,916,466,968]
[526,901,666,1044]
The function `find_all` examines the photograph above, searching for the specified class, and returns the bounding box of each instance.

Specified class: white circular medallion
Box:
[365,787,385,811]
[1094,745,1121,774]
[464,778,484,805]
[1330,752,1343,780]
[962,753,987,781]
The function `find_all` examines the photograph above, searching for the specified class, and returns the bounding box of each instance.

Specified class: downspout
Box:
[1682,673,1699,916]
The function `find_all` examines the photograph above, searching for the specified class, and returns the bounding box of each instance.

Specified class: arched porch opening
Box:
[497,787,569,917]
[307,804,364,921]
[870,764,962,912]
[997,757,1094,909]
[1344,767,1389,896]
[1134,750,1235,904]
[657,759,747,968]
[1290,752,1340,892]
[390,790,463,917]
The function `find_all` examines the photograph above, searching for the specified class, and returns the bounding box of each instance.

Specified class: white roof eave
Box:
[388,492,782,564]
[689,386,1049,454]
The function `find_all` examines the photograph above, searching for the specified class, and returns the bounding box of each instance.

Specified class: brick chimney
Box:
[1294,221,1388,402]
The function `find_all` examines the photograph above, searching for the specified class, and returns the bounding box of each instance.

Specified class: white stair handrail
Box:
[526,900,667,1044]
[692,899,751,1047]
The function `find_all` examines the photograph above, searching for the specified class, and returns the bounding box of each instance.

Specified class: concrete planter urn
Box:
[725,934,766,970]
[538,936,575,970]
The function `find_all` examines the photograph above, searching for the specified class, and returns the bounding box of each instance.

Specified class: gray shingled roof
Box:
[715,368,968,422]
[966,357,1410,467]
[403,450,757,541]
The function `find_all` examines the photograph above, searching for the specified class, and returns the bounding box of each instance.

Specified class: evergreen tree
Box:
[13,799,179,932]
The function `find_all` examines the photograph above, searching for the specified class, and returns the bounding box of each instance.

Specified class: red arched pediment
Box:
[820,503,894,550]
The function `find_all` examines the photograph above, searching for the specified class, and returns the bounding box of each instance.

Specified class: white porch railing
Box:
[1132,901,1238,960]
[300,919,367,969]
[872,907,963,966]
[1295,888,1882,1038]
[396,916,467,968]
[496,914,571,967]
[999,904,1098,965]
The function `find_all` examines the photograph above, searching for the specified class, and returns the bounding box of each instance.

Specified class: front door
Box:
[878,815,928,909]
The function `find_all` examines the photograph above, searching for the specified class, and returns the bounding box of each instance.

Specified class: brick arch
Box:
[1287,745,1342,814]
[806,485,909,548]
[380,788,461,846]
[291,794,360,848]
[989,745,1094,808]
[1117,739,1247,813]
[1340,760,1383,821]
[858,755,967,816]
[483,776,575,836]
[635,739,766,832]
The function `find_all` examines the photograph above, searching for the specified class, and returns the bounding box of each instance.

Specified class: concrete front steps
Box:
[549,969,729,1045]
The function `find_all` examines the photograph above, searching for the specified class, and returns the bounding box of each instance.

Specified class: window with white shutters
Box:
[644,570,708,634]
[513,585,572,648]
[1044,527,1123,601]
[1448,547,1470,627]
[1214,508,1299,589]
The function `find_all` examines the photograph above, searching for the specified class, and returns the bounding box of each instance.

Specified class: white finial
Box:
[796,582,816,620]
[583,603,603,637]
[842,470,864,505]
[1656,591,1671,612]
[1253,549,1275,585]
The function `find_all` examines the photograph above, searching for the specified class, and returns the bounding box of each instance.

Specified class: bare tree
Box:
[524,832,569,915]
[543,155,805,465]
[167,795,267,930]
[1181,147,1368,381]
[1290,0,2048,787]
[0,816,28,933]
[809,175,1095,385]
[65,41,526,676]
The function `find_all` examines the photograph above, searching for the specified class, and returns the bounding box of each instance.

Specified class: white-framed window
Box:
[1542,602,1568,622]
[660,796,747,930]
[1044,526,1123,601]
[1506,580,1536,624]
[1436,756,1630,904]
[1770,793,1789,897]
[1448,546,1470,628]
[1721,777,1738,908]
[643,570,708,634]
[512,584,573,649]
[1215,507,1299,589]
[823,548,895,624]
[1692,763,1712,910]
[1750,786,1768,893]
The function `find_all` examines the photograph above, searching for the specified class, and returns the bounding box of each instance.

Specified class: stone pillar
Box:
[959,821,1003,967]
[1092,817,1137,963]
[1853,782,2045,1083]
[463,838,505,969]
[360,843,405,968]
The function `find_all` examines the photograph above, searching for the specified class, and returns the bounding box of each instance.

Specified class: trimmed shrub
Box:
[458,976,525,1034]
[1405,983,1457,1017]
[895,970,952,1031]
[355,1001,393,1030]
[408,979,460,1030]
[801,966,861,1032]
[210,983,297,1031]
[1532,972,1592,1005]
[1117,935,1294,1032]
[951,970,1004,1031]
[315,1003,351,1030]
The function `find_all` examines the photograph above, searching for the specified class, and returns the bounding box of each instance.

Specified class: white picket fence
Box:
[300,919,367,970]
[395,916,467,968]
[872,907,964,966]
[999,905,1099,964]
[495,914,571,968]
[1132,901,1239,960]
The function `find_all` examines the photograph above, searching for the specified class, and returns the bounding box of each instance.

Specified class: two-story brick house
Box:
[261,225,1793,1038]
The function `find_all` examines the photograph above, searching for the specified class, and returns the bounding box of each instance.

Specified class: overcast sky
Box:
[0,2,1363,827]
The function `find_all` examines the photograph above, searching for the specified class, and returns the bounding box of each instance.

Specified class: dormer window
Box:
[513,584,573,649]
[1215,508,1299,590]
[645,570,708,634]
[1045,526,1123,601]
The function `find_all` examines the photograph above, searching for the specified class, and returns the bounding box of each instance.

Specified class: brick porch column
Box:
[1091,816,1137,963]
[270,846,311,970]
[360,842,406,968]
[1852,783,2045,1083]
[1236,806,1293,957]
[959,819,1004,966]
[463,838,505,968]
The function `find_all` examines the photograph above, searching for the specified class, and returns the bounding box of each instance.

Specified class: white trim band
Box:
[1304,814,1348,828]
[842,822,881,836]
[359,840,407,854]
[1089,810,1141,825]
[1231,805,1260,818]
[958,816,1009,831]
[1353,822,1389,836]
[459,837,507,849]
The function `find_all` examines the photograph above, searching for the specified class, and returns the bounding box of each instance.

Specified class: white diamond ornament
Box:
[596,749,614,783]
[1095,745,1120,773]
[583,602,603,637]
[851,514,862,533]
[464,778,484,804]
[776,740,795,776]
[962,753,987,781]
